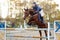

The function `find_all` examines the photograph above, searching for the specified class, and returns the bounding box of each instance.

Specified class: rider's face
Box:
[32,4,35,7]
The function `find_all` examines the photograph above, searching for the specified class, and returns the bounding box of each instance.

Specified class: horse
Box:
[23,9,51,40]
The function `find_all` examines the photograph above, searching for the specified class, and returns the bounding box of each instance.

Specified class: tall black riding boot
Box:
[41,17,44,23]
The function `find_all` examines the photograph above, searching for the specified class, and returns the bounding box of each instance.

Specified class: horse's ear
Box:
[24,8,28,11]
[24,8,26,10]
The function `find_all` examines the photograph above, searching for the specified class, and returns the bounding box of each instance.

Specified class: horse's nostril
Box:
[23,18,25,20]
[24,18,25,20]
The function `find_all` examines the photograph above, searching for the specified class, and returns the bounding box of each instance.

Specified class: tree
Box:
[39,0,59,22]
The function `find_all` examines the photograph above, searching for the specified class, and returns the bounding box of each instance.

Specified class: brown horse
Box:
[24,9,51,40]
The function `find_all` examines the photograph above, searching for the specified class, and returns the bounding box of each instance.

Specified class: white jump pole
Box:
[20,25,23,29]
[5,21,6,40]
[48,22,50,40]
[54,21,57,40]
[24,20,27,29]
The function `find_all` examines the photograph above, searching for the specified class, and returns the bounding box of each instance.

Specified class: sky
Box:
[0,0,60,18]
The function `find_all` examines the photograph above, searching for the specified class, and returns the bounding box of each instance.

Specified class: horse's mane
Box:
[24,8,36,16]
[28,9,36,15]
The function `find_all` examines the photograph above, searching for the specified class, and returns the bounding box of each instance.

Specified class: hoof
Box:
[27,23,31,26]
[40,38,42,40]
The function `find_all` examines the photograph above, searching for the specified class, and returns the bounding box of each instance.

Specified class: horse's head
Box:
[28,9,35,14]
[24,8,29,20]
[24,8,34,20]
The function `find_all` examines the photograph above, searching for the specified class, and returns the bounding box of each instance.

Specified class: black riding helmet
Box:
[33,2,36,4]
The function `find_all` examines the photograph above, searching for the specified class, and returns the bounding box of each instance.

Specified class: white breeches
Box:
[39,10,45,17]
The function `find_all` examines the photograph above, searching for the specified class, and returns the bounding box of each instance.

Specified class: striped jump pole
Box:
[7,35,47,38]
[6,36,54,39]
[7,35,54,39]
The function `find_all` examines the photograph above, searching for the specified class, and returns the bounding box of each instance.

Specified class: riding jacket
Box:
[33,5,42,13]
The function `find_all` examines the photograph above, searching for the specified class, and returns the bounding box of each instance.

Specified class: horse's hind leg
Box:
[39,30,42,40]
[44,30,48,40]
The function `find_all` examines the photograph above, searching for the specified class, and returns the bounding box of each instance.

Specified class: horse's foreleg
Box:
[39,30,42,40]
[50,32,51,36]
[27,16,34,25]
[44,30,48,40]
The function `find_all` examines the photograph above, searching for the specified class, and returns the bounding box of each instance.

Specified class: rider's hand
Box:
[35,11,38,13]
[35,11,37,12]
[33,11,37,13]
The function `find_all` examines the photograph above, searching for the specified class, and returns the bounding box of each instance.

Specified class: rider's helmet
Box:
[32,2,37,7]
[33,2,36,4]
